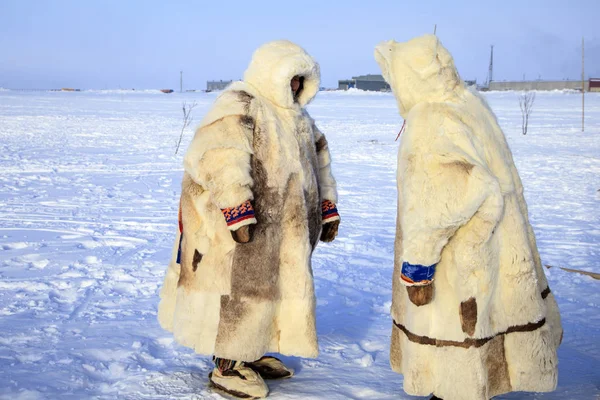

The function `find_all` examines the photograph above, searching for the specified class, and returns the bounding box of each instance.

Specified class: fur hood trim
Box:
[243,40,320,109]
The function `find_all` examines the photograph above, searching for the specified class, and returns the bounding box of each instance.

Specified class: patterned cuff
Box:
[322,200,340,224]
[221,200,257,231]
[400,262,436,286]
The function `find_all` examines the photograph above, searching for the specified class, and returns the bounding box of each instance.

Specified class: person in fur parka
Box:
[157,40,339,398]
[374,35,562,400]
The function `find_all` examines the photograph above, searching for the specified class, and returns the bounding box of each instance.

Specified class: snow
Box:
[0,89,598,399]
[84,89,168,95]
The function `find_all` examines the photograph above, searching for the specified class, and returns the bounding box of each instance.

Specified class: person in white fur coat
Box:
[157,41,340,399]
[374,35,562,400]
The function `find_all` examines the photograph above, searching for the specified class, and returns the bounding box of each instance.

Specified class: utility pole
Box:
[582,37,585,132]
[180,70,183,93]
[488,45,494,86]
[433,24,437,35]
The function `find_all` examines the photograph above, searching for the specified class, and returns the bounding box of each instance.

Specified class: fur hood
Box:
[375,35,463,117]
[243,40,320,109]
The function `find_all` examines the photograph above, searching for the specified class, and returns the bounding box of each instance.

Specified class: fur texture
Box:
[158,41,337,362]
[375,35,562,399]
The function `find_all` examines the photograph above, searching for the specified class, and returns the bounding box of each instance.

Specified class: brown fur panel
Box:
[177,184,203,290]
[541,286,551,299]
[315,135,328,152]
[295,120,321,249]
[239,115,255,130]
[251,122,265,151]
[389,321,403,372]
[230,225,281,300]
[460,297,478,336]
[485,335,512,396]
[393,318,546,349]
[446,160,475,177]
[407,284,434,307]
[230,159,282,301]
[282,173,319,250]
[177,242,202,289]
[192,249,203,272]
[215,295,249,348]
[307,188,321,248]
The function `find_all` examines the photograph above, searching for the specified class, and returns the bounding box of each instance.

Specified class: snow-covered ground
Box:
[0,89,598,399]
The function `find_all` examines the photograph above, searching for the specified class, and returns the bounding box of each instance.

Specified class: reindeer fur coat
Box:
[158,41,337,362]
[375,35,562,400]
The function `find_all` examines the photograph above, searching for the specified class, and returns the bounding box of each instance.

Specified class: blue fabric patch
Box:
[176,234,183,264]
[401,262,436,283]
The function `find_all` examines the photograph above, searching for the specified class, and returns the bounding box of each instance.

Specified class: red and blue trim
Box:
[400,261,436,286]
[221,200,257,231]
[322,200,340,223]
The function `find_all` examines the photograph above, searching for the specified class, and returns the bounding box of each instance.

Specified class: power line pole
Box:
[180,70,183,93]
[488,45,494,86]
[582,37,585,132]
[433,24,437,35]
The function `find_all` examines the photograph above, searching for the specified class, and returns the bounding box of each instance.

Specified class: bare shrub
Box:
[519,92,535,135]
[175,101,197,154]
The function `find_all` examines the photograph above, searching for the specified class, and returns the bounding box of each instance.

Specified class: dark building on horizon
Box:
[488,79,592,91]
[207,80,233,91]
[338,74,390,92]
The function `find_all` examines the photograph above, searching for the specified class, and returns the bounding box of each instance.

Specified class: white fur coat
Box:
[158,41,337,362]
[375,35,562,400]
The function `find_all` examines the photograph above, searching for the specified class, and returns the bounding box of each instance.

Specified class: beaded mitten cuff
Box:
[221,200,257,231]
[400,262,436,286]
[322,200,340,224]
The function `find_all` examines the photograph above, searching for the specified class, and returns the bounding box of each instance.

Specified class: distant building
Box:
[488,80,590,92]
[207,80,233,91]
[589,78,600,93]
[338,74,390,92]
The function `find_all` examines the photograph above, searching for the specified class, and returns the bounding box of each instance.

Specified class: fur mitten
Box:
[401,262,436,306]
[321,220,339,242]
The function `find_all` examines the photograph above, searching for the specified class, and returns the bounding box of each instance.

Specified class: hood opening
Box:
[293,76,305,103]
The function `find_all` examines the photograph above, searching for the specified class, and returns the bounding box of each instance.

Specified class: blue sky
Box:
[1,0,599,89]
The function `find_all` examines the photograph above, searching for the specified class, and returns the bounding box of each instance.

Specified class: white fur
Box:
[376,35,562,399]
[184,93,255,209]
[313,125,338,203]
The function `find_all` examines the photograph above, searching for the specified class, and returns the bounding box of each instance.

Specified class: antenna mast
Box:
[487,45,494,86]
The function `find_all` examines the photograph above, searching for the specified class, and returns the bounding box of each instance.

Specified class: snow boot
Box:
[209,361,269,399]
[246,356,294,380]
